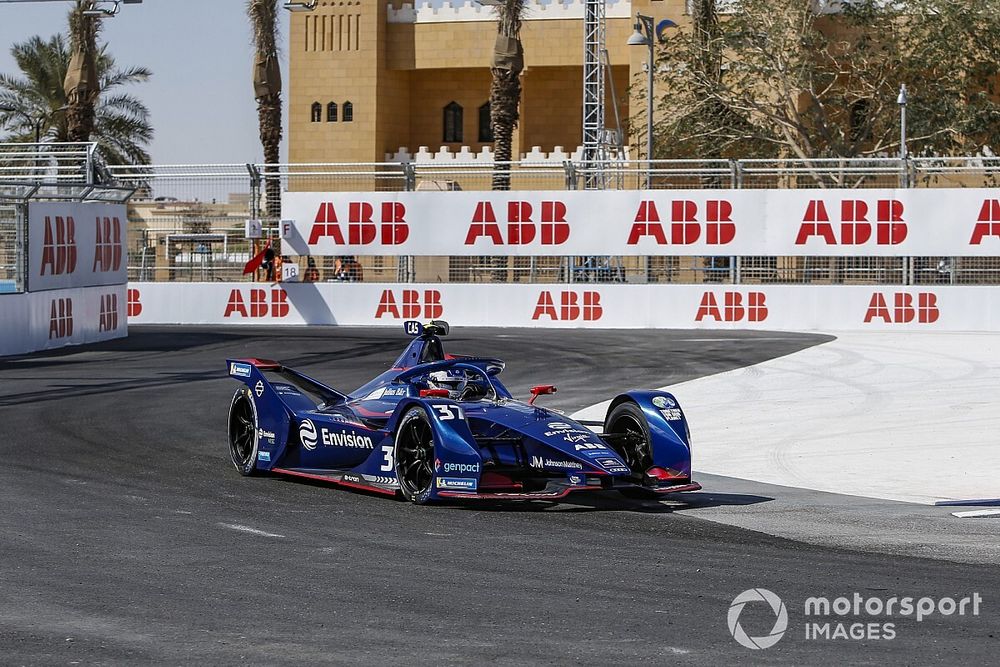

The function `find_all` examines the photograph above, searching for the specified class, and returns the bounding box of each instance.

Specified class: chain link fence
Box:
[0,202,20,293]
[103,157,1000,287]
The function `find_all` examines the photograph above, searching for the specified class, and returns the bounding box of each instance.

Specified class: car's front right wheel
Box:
[394,406,436,504]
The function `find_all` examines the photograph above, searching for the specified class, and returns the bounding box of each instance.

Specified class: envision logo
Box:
[299,419,318,450]
[728,588,788,650]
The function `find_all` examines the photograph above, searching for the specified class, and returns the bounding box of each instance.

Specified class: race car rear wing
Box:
[227,358,348,409]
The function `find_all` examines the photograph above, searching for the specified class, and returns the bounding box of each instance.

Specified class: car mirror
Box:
[528,385,557,405]
[420,389,450,398]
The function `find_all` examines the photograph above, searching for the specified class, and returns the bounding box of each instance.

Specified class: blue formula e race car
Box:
[226,321,700,504]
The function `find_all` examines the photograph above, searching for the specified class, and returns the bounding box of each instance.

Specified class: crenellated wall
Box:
[289,0,690,165]
[386,0,633,24]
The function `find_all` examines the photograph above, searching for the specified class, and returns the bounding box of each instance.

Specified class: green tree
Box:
[0,33,153,164]
[489,0,525,191]
[247,0,283,218]
[652,0,1000,162]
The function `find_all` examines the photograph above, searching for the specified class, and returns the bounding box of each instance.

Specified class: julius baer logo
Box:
[727,588,983,650]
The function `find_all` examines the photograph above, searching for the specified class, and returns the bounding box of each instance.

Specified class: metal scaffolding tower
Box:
[581,0,607,189]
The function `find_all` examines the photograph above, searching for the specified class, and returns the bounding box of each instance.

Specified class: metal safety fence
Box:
[105,155,1000,287]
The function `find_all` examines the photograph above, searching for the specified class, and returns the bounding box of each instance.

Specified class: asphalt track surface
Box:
[1,326,997,665]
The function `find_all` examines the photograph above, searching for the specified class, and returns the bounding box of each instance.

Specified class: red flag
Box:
[243,240,271,275]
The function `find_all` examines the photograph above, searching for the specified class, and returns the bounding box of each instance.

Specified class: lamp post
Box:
[897,83,908,188]
[628,14,654,187]
[283,0,317,11]
[628,14,675,188]
[0,105,66,143]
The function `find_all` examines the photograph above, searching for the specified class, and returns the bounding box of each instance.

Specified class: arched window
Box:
[310,102,322,123]
[478,101,493,142]
[343,101,353,122]
[327,102,338,122]
[443,101,463,143]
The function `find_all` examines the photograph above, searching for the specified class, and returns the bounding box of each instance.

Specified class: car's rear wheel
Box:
[394,406,436,504]
[228,389,258,476]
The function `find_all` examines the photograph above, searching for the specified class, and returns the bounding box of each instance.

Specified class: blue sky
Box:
[0,0,291,164]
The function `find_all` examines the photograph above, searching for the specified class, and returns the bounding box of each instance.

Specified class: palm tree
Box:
[489,0,525,191]
[0,34,153,164]
[247,0,283,219]
[65,1,101,142]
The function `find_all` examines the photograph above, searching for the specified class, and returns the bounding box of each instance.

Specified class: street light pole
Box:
[628,14,654,187]
[0,105,69,144]
[897,83,908,188]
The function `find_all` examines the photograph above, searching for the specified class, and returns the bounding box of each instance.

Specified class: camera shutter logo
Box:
[728,588,788,650]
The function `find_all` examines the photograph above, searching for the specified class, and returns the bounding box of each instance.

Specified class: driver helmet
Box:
[427,369,467,400]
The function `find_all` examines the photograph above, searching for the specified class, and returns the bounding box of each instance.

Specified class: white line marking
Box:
[951,509,1000,519]
[218,523,285,538]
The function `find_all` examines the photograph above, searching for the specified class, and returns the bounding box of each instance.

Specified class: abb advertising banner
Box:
[281,189,1000,257]
[127,282,1000,332]
[28,202,128,292]
[0,284,127,356]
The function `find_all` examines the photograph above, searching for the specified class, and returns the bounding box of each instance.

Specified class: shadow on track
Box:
[275,475,772,514]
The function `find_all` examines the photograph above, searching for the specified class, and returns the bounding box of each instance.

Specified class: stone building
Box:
[287,0,692,164]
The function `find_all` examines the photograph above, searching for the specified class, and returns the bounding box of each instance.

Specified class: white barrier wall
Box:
[127,282,1000,332]
[281,189,1000,257]
[0,284,127,356]
[0,201,129,357]
[27,202,128,291]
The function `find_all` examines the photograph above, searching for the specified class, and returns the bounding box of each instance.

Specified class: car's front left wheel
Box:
[394,406,436,504]
[228,388,258,476]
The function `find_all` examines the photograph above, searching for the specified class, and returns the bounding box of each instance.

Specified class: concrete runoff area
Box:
[575,332,1000,505]
[0,326,997,664]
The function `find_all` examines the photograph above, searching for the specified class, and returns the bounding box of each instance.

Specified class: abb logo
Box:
[40,215,77,276]
[308,202,408,245]
[796,199,906,246]
[48,297,73,339]
[375,289,442,319]
[864,292,939,324]
[93,216,123,272]
[531,291,603,321]
[127,288,142,317]
[224,288,289,318]
[98,293,120,332]
[970,200,1000,245]
[627,200,735,245]
[695,292,768,322]
[465,201,569,245]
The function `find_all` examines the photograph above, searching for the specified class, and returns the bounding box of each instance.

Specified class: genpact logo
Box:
[728,588,788,650]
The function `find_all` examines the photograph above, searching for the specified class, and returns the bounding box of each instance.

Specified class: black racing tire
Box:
[605,401,654,475]
[228,388,259,476]
[394,406,436,504]
[605,402,658,499]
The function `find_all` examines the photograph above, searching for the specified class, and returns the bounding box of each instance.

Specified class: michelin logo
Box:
[436,477,477,491]
[230,362,252,378]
